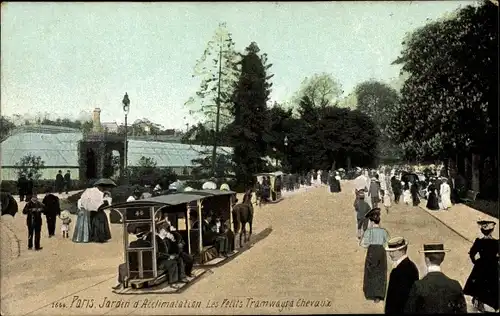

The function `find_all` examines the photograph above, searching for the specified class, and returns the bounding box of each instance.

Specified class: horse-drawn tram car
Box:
[105,189,270,295]
[255,171,284,204]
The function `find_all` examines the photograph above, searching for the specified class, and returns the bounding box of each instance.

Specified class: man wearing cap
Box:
[385,237,419,314]
[404,243,467,313]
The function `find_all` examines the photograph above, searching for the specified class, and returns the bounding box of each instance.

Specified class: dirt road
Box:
[1,182,477,315]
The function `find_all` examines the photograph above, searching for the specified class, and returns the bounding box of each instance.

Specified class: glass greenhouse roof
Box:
[1,132,83,167]
[1,129,232,168]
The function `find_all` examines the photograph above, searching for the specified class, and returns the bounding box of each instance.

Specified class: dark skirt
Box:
[463,259,499,310]
[89,210,111,243]
[426,193,440,210]
[329,180,340,193]
[363,244,387,301]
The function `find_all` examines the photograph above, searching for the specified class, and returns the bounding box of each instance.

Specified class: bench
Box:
[461,190,479,203]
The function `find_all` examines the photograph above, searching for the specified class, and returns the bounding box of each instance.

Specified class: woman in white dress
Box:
[402,181,412,205]
[440,177,452,210]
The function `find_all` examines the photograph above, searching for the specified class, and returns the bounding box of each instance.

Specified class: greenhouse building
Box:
[0,124,232,181]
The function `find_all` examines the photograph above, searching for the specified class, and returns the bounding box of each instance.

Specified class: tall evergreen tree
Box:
[230,42,273,185]
[184,22,240,176]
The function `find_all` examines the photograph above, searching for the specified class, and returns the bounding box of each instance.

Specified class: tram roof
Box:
[188,189,235,196]
[103,190,235,210]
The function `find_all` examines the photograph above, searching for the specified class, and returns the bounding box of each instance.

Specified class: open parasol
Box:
[0,192,18,217]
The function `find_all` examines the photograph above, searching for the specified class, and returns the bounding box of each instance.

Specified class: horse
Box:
[232,189,254,248]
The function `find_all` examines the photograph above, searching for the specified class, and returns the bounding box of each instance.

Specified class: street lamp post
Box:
[122,93,130,181]
[284,136,288,172]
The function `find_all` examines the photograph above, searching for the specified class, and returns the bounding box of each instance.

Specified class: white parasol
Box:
[78,187,106,211]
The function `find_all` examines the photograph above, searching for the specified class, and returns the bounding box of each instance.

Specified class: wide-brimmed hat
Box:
[418,243,450,253]
[385,237,408,251]
[477,220,496,230]
[365,207,381,219]
[60,210,71,219]
[94,178,117,187]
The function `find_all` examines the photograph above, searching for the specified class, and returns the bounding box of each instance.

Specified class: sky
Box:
[1,1,475,130]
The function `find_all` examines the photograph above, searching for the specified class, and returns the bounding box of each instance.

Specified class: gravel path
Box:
[1,182,479,315]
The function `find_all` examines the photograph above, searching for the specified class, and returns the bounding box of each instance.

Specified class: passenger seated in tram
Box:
[153,220,189,282]
[208,214,234,257]
[261,177,271,202]
[191,211,219,247]
[113,223,180,290]
[166,223,194,277]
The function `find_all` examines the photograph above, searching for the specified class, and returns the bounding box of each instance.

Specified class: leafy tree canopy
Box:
[390,1,498,161]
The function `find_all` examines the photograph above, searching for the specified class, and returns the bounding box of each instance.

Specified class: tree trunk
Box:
[464,155,470,190]
[332,161,336,171]
[448,157,457,178]
[346,156,351,171]
[471,153,480,192]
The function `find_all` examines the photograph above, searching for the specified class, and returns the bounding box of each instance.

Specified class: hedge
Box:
[1,179,87,195]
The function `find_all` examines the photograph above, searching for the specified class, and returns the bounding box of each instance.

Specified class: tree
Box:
[185,22,240,176]
[390,1,498,164]
[117,118,164,136]
[128,156,176,187]
[263,103,295,171]
[354,80,402,162]
[293,73,343,109]
[291,97,379,171]
[230,42,273,185]
[0,116,16,140]
[190,153,234,180]
[14,154,45,180]
[337,92,358,110]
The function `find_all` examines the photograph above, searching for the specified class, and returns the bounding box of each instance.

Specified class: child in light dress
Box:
[383,190,391,213]
[60,210,72,238]
[402,182,412,205]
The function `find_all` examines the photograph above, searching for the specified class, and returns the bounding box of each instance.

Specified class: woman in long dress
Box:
[89,191,112,243]
[440,177,452,210]
[334,172,341,192]
[463,220,499,312]
[72,197,91,243]
[402,182,412,205]
[426,183,440,210]
[73,179,115,243]
[360,208,389,303]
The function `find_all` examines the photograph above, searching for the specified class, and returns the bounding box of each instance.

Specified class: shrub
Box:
[14,154,45,180]
[0,180,85,194]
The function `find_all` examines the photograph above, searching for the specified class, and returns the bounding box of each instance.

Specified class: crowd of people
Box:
[17,166,497,311]
[351,167,499,313]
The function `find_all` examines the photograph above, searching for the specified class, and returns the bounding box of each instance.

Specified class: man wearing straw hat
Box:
[384,237,419,314]
[404,243,466,313]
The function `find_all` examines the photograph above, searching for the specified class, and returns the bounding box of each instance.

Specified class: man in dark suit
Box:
[42,189,61,237]
[64,170,71,194]
[385,237,419,314]
[113,224,179,289]
[404,243,467,314]
[55,170,64,194]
